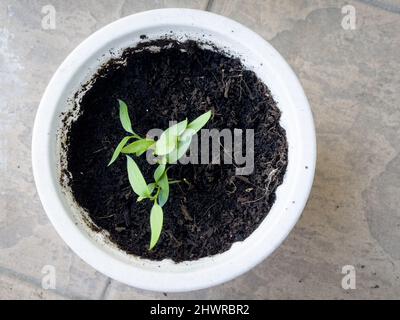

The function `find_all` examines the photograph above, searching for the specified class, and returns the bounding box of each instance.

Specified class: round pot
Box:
[32,8,316,292]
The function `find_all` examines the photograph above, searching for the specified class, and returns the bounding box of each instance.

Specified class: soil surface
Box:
[64,39,288,262]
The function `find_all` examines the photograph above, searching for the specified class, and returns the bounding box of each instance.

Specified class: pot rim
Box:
[32,8,316,292]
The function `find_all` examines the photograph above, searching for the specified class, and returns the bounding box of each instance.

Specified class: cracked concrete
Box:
[0,0,399,299]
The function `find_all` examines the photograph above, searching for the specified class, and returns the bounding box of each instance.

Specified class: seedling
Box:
[108,100,154,166]
[108,99,212,249]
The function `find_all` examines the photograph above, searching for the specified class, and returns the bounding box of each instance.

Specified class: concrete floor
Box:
[1,0,399,299]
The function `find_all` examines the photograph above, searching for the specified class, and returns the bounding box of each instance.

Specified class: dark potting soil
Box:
[64,39,288,262]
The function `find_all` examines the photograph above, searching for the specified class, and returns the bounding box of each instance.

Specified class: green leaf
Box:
[167,129,193,164]
[157,155,168,165]
[136,146,151,156]
[154,132,176,156]
[149,202,163,250]
[176,119,188,136]
[126,156,150,197]
[148,183,156,195]
[154,119,187,156]
[122,139,155,155]
[158,171,169,207]
[187,110,212,134]
[118,99,134,134]
[108,136,133,166]
[153,164,166,182]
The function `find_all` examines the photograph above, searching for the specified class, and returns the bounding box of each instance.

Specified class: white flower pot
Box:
[32,9,316,292]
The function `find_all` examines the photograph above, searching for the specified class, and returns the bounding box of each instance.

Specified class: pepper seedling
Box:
[108,100,155,166]
[108,99,212,249]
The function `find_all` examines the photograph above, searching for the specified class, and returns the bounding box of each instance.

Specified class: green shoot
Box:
[108,100,145,166]
[108,99,212,249]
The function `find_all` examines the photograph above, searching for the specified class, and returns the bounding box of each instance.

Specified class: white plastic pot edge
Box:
[32,9,316,292]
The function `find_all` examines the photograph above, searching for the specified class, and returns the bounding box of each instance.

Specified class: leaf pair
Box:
[149,165,170,250]
[155,111,212,164]
[108,100,154,166]
[127,157,169,249]
[155,119,188,156]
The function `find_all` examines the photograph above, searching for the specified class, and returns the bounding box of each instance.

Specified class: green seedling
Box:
[109,100,212,249]
[108,100,152,166]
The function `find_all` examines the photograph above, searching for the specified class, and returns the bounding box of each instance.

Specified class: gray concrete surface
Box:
[0,0,399,299]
